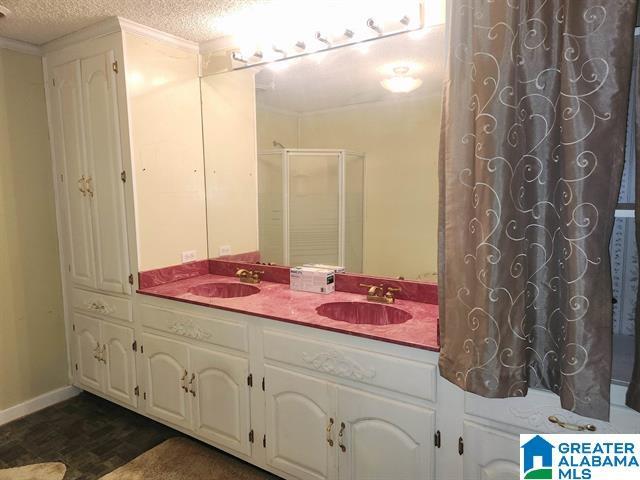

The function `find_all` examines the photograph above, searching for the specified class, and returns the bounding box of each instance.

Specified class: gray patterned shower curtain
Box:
[438,0,636,421]
[628,24,640,412]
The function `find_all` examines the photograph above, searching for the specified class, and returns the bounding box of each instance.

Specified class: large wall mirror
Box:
[201,27,445,281]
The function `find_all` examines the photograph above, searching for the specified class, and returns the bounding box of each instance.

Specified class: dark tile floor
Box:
[0,392,183,479]
[0,392,279,479]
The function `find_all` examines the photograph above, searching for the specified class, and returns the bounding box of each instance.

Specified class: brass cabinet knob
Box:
[86,176,94,198]
[78,176,86,196]
[180,370,189,392]
[188,373,196,397]
[326,418,334,447]
[93,342,101,360]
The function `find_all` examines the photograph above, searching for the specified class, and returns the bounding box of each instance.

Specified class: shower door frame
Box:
[282,149,346,267]
[279,148,367,269]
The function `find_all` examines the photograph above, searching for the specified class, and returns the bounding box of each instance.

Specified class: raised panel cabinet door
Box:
[101,321,137,407]
[51,60,96,289]
[337,387,435,480]
[189,346,251,456]
[142,333,191,429]
[74,313,103,391]
[80,51,130,294]
[265,365,337,480]
[463,421,519,480]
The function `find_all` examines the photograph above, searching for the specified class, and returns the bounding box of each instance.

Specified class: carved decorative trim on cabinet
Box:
[84,299,116,315]
[301,350,376,381]
[167,319,212,341]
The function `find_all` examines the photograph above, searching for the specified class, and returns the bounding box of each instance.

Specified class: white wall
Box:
[0,48,69,410]
[125,33,208,270]
[256,107,299,151]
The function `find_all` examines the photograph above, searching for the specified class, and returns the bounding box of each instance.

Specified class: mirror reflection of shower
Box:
[258,149,365,272]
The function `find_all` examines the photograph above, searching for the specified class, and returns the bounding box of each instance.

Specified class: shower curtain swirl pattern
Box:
[439,0,636,420]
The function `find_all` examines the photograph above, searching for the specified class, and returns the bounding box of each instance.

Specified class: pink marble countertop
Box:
[138,274,440,351]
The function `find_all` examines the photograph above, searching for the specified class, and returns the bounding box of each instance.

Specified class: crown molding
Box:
[0,36,41,56]
[118,17,198,53]
[42,17,121,53]
[42,17,199,54]
[199,35,236,55]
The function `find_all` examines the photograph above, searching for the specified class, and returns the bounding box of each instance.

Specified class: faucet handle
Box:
[386,286,401,293]
[360,283,383,296]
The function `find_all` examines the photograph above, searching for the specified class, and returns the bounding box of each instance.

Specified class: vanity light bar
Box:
[230,8,424,71]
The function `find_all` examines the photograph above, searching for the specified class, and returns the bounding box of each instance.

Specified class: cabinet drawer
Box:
[465,388,640,434]
[263,329,437,402]
[140,304,248,353]
[72,288,132,323]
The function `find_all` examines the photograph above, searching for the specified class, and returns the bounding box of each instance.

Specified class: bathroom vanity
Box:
[43,17,640,480]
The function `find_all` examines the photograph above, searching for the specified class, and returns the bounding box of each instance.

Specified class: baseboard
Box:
[0,385,81,426]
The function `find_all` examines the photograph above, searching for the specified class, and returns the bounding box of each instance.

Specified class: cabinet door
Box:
[74,314,102,391]
[190,346,251,456]
[101,321,137,407]
[81,51,130,294]
[337,387,435,480]
[265,365,336,480]
[462,422,519,480]
[51,61,96,289]
[142,333,190,429]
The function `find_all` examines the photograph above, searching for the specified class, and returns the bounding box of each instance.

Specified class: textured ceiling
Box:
[0,0,260,45]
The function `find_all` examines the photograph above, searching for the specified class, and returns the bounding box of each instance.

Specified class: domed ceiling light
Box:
[380,65,423,93]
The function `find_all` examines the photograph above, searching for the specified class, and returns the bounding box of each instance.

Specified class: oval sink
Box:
[188,282,260,299]
[316,302,412,325]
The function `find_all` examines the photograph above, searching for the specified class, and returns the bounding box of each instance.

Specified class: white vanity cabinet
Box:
[262,328,438,480]
[265,365,435,480]
[73,313,137,408]
[133,298,441,480]
[141,333,191,429]
[265,365,335,480]
[462,422,520,480]
[264,365,435,480]
[141,331,253,457]
[47,35,132,295]
[337,387,434,480]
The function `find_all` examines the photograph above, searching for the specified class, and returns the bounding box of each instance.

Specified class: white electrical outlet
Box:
[181,250,197,263]
[219,245,231,256]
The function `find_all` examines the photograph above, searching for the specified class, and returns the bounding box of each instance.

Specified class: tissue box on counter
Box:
[290,266,335,294]
[302,263,346,273]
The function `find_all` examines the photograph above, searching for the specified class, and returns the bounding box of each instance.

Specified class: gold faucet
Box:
[360,284,401,304]
[236,268,264,284]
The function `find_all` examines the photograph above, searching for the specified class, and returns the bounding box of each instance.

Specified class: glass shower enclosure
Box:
[258,149,365,272]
